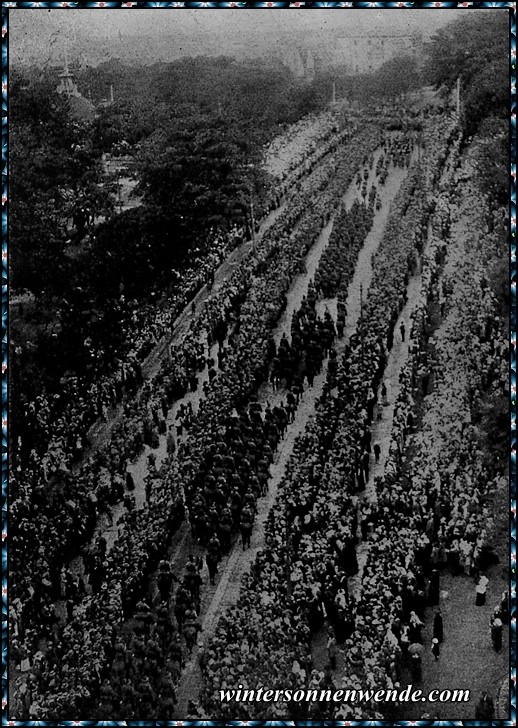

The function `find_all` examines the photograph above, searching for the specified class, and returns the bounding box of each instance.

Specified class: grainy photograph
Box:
[8,5,510,722]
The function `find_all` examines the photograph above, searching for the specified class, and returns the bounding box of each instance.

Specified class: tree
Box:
[136,112,268,251]
[10,74,72,294]
[375,55,421,101]
[424,13,508,135]
[10,73,113,296]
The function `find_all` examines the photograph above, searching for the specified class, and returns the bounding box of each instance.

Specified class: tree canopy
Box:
[424,12,508,136]
[10,56,330,408]
[424,12,509,209]
[10,73,111,295]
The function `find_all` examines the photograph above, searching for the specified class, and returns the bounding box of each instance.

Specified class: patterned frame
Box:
[1,1,515,726]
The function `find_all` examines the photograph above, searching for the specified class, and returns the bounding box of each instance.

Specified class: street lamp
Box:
[285,496,292,601]
[116,171,123,214]
[241,162,257,254]
[360,282,365,368]
[249,181,256,254]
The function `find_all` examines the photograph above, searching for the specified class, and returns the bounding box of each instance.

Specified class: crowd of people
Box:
[12,100,504,721]
[14,102,355,629]
[12,107,369,641]
[338,131,507,718]
[315,200,374,300]
[264,109,353,187]
[199,111,473,720]
[160,121,384,559]
[15,225,240,463]
[11,218,250,622]
[13,110,355,576]
[10,112,386,718]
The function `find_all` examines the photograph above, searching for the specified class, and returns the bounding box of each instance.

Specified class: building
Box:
[56,49,97,123]
[305,50,315,83]
[278,31,422,80]
[332,33,421,74]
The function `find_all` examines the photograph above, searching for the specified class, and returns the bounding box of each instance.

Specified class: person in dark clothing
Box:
[400,321,406,342]
[166,428,176,457]
[206,536,221,585]
[500,590,509,623]
[410,653,422,682]
[373,443,381,464]
[483,693,495,720]
[431,638,440,661]
[428,569,440,605]
[491,618,503,652]
[361,450,370,482]
[433,610,443,643]
[475,692,495,720]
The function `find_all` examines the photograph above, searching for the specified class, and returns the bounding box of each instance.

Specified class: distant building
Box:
[331,33,421,74]
[56,49,96,123]
[283,47,305,79]
[281,47,317,82]
[305,50,315,83]
[77,53,91,72]
[278,32,421,80]
[99,84,115,109]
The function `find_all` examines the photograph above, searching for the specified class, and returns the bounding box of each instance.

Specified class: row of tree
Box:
[10,11,509,414]
[10,56,330,419]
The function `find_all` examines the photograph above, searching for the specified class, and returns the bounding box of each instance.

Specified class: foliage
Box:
[85,57,325,153]
[424,13,508,135]
[317,54,421,110]
[372,55,421,101]
[136,117,267,246]
[10,57,329,407]
[10,73,111,295]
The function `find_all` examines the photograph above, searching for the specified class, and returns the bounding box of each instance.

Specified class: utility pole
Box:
[360,283,365,368]
[418,105,423,167]
[243,162,257,254]
[285,498,292,601]
[117,172,122,214]
[249,183,256,254]
[416,94,424,196]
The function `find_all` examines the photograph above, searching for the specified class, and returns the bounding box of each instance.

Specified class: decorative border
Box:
[1,1,515,726]
[0,2,515,7]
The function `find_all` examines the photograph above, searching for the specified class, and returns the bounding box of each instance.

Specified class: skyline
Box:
[8,8,483,68]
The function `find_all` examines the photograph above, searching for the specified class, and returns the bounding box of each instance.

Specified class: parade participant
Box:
[431,638,440,661]
[433,610,443,643]
[206,536,221,586]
